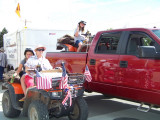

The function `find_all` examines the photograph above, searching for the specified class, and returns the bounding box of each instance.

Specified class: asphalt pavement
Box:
[0,83,160,120]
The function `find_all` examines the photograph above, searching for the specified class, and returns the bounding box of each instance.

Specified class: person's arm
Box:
[0,53,2,61]
[14,58,25,76]
[47,60,53,70]
[15,64,23,75]
[74,25,80,37]
[43,59,53,70]
[5,53,7,68]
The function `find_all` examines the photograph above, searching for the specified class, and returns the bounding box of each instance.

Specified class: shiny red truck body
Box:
[46,28,160,106]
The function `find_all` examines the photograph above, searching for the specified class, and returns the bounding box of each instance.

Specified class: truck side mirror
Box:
[138,46,160,59]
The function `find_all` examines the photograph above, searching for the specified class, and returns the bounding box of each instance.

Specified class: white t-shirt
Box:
[25,55,53,70]
[74,28,85,42]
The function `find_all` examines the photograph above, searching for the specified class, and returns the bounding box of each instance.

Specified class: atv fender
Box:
[2,82,24,110]
[22,87,50,116]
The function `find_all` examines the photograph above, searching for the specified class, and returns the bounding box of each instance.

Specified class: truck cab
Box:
[87,28,160,106]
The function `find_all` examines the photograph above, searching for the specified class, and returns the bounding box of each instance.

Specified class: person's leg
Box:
[20,75,27,96]
[0,66,4,81]
[77,41,83,52]
[19,75,34,101]
[24,75,35,90]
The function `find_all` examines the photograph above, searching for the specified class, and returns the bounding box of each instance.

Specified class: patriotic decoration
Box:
[59,63,68,89]
[15,3,21,17]
[36,71,52,89]
[84,65,92,82]
[59,62,72,106]
[62,89,72,106]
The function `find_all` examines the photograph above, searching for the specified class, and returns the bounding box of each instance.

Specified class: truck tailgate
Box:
[46,52,87,73]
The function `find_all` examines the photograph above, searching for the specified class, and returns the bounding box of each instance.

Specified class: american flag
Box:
[36,71,52,89]
[62,90,72,106]
[59,63,72,106]
[84,65,92,82]
[59,63,68,89]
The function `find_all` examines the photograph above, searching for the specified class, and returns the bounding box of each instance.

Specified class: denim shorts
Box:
[75,40,83,47]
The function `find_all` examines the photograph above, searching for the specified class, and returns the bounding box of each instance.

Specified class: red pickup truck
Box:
[46,28,160,111]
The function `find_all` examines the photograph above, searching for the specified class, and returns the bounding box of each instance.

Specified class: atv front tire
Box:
[68,97,88,120]
[28,100,49,120]
[2,90,21,118]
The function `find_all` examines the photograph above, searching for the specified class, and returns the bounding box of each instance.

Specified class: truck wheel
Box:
[68,97,88,120]
[28,100,49,120]
[103,94,112,98]
[2,90,21,118]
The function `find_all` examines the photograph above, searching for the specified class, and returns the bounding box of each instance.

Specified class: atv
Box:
[2,67,88,120]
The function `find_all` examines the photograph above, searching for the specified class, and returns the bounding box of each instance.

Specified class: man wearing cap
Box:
[74,20,87,52]
[0,47,7,82]
[19,45,52,101]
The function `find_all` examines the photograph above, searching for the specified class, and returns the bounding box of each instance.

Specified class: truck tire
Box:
[28,100,49,120]
[68,97,88,120]
[2,90,21,118]
[103,94,112,98]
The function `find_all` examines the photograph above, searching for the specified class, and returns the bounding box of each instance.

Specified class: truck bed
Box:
[46,52,88,73]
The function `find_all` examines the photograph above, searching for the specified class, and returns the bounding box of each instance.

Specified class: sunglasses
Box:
[37,48,44,51]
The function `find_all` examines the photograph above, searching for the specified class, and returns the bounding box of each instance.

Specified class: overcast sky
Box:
[0,0,160,34]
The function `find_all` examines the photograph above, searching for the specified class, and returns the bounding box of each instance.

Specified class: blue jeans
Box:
[75,40,83,47]
[0,66,4,80]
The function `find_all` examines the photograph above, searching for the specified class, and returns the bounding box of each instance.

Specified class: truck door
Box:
[87,31,122,95]
[117,31,160,102]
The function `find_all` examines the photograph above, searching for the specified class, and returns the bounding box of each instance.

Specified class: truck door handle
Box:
[119,61,128,68]
[90,59,96,65]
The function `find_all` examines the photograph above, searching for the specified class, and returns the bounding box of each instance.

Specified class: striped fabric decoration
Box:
[59,62,72,106]
[84,65,92,82]
[36,75,52,89]
[62,90,72,106]
[36,70,62,90]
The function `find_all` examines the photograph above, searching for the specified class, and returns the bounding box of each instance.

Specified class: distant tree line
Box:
[0,28,8,47]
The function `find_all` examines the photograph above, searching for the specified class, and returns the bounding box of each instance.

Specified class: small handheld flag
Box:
[84,65,92,82]
[59,62,68,89]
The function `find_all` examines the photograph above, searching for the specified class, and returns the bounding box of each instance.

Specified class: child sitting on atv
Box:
[19,45,53,101]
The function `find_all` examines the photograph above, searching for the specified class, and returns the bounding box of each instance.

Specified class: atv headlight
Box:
[50,91,62,100]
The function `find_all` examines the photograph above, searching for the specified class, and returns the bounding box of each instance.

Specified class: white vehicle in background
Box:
[3,28,73,71]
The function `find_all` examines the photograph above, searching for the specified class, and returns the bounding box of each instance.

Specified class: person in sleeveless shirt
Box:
[74,20,87,52]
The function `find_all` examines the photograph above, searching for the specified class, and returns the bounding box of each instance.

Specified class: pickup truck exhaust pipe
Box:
[137,102,154,112]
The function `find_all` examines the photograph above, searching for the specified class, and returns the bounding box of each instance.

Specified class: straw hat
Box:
[34,45,46,51]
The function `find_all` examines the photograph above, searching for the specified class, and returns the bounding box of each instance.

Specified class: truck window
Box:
[126,32,160,55]
[152,29,160,38]
[95,32,121,54]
